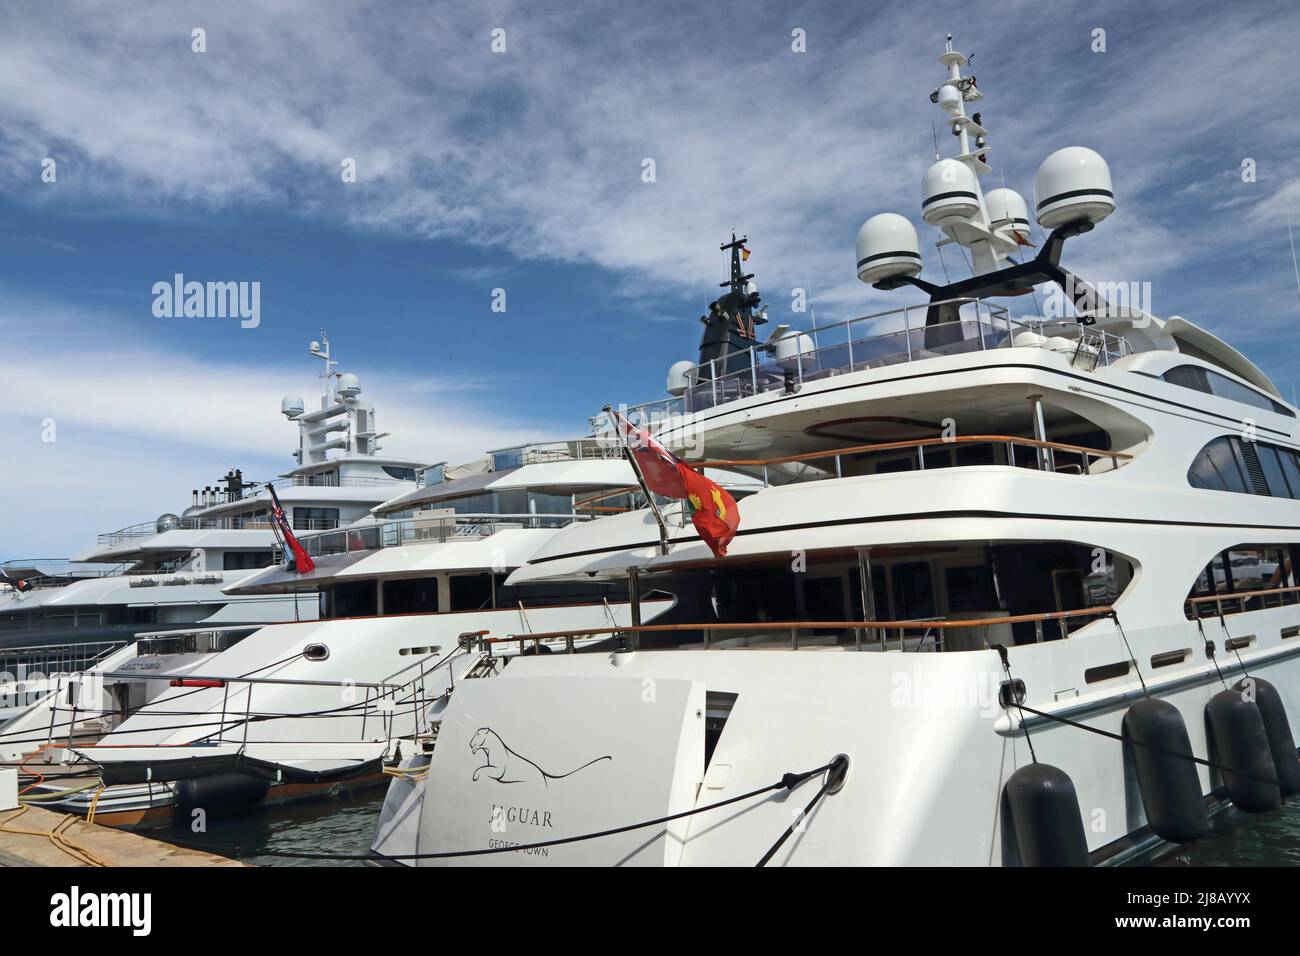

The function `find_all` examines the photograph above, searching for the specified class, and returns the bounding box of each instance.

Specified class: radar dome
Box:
[181,505,205,519]
[281,394,305,419]
[922,159,980,226]
[1034,147,1114,229]
[666,360,696,397]
[337,373,361,399]
[984,188,1032,244]
[774,332,816,371]
[937,84,962,114]
[155,513,181,533]
[856,213,922,284]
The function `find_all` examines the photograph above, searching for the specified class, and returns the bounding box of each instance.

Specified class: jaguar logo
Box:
[469,727,611,787]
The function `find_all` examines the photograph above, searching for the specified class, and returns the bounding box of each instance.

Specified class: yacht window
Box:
[945,565,997,612]
[1258,445,1294,497]
[1280,448,1300,495]
[1188,436,1300,497]
[1162,365,1292,416]
[323,580,377,618]
[294,507,340,530]
[1185,543,1300,618]
[382,466,417,481]
[891,562,936,619]
[450,574,494,611]
[1188,437,1249,493]
[383,577,440,615]
[223,550,273,570]
[493,449,525,471]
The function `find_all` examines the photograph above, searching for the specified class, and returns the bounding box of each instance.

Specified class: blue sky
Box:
[1,0,1298,559]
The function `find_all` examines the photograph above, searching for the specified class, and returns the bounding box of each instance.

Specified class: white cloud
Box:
[0,296,569,558]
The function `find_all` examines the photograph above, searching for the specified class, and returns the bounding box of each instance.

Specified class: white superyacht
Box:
[373,37,1300,866]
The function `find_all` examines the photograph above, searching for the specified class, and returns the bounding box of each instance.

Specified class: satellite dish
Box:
[337,373,361,399]
[281,394,305,419]
[666,360,696,396]
[762,324,792,347]
[155,513,181,533]
[922,160,980,227]
[856,213,922,284]
[1035,147,1115,229]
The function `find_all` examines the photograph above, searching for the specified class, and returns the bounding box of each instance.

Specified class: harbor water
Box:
[157,791,1300,867]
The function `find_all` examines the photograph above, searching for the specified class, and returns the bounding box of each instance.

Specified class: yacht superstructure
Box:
[19,436,746,827]
[373,37,1300,866]
[0,333,423,649]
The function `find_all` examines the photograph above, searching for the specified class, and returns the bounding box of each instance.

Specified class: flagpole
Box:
[604,404,672,556]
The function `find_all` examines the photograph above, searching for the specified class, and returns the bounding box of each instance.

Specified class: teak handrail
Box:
[683,434,1132,470]
[1185,583,1300,605]
[488,604,1115,645]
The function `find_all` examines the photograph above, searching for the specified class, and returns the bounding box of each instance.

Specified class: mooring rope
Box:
[155,758,842,863]
[1011,701,1280,787]
[1195,617,1230,689]
[755,754,848,866]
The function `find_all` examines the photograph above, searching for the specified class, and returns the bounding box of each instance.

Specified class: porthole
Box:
[303,643,330,661]
[1084,660,1130,684]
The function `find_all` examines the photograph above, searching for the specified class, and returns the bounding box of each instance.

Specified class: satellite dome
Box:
[281,394,305,419]
[856,213,921,284]
[984,188,1032,244]
[181,505,205,519]
[336,373,361,399]
[922,159,980,226]
[936,84,962,114]
[1034,147,1114,230]
[155,513,181,533]
[666,360,697,397]
[774,332,816,371]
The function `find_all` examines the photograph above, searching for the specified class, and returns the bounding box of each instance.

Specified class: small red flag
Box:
[681,466,740,558]
[609,409,740,558]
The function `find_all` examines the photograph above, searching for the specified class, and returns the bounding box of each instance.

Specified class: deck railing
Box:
[485,605,1116,655]
[273,512,599,562]
[1185,583,1300,618]
[0,640,129,678]
[592,298,1133,431]
[689,433,1132,481]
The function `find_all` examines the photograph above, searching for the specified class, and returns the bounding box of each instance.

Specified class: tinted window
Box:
[1281,449,1300,497]
[450,574,493,611]
[891,562,936,619]
[1189,437,1300,498]
[1163,364,1292,416]
[1258,445,1292,497]
[325,580,377,618]
[945,565,997,611]
[223,551,273,570]
[383,577,440,614]
[1200,437,1249,493]
[294,507,340,530]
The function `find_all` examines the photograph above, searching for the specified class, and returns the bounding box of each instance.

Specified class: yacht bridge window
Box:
[1187,437,1300,498]
[1162,365,1292,417]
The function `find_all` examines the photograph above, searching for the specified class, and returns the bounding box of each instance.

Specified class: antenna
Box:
[308,330,338,406]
